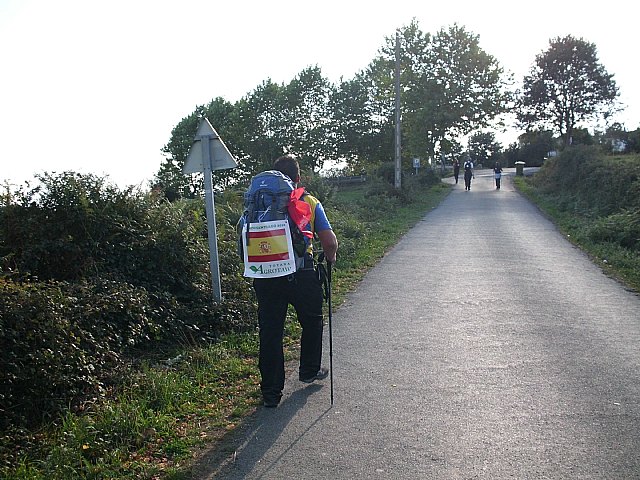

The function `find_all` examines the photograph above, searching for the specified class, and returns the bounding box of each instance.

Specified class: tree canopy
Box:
[157,67,334,197]
[517,35,619,146]
[367,21,511,163]
[157,20,513,196]
[329,71,393,172]
[467,131,502,167]
[157,25,626,198]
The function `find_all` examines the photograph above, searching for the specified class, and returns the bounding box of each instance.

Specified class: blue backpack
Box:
[238,170,308,260]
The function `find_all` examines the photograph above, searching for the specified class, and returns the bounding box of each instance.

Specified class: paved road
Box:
[194,169,640,479]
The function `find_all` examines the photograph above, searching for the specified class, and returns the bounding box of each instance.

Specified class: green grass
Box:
[1,339,263,479]
[1,180,451,479]
[514,175,640,293]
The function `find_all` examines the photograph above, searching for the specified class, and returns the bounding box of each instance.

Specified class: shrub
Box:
[1,173,213,296]
[299,169,336,206]
[526,148,640,257]
[0,173,257,430]
[531,147,640,216]
[586,209,640,252]
[0,279,120,428]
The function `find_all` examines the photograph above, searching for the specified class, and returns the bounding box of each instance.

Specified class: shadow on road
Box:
[191,383,330,479]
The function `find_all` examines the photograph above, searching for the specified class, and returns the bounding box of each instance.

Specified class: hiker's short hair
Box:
[273,155,300,182]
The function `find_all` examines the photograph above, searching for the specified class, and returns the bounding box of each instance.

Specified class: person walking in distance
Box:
[463,158,474,191]
[252,156,338,408]
[493,161,503,189]
[453,159,460,184]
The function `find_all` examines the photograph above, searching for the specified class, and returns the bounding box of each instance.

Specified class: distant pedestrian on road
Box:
[493,161,503,189]
[463,158,474,191]
[251,156,338,408]
[453,159,460,184]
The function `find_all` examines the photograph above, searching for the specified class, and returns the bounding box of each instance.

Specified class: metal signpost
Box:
[183,118,237,302]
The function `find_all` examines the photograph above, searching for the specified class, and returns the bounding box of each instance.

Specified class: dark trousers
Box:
[464,172,472,190]
[253,269,324,397]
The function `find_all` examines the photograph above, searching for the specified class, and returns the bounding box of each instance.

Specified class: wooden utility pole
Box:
[394,30,402,189]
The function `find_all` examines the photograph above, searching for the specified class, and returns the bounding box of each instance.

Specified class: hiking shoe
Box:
[263,398,280,408]
[299,367,329,383]
[263,395,281,408]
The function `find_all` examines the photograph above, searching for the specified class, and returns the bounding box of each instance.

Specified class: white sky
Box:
[1,0,638,189]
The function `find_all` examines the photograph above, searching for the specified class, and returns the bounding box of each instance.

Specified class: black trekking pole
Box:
[327,258,334,405]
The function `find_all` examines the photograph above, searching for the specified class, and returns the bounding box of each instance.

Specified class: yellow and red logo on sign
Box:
[242,220,297,278]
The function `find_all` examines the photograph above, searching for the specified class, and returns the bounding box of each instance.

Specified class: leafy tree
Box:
[159,22,512,181]
[419,25,510,157]
[329,71,394,171]
[368,20,511,164]
[467,131,502,167]
[518,35,619,146]
[502,142,520,168]
[233,79,288,175]
[273,66,334,172]
[518,129,555,166]
[219,66,335,176]
[158,66,334,194]
[569,127,594,146]
[438,137,464,165]
[627,127,640,153]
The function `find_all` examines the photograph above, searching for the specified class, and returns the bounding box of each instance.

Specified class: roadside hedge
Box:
[0,173,255,429]
[528,146,640,256]
[0,167,440,434]
[531,146,640,217]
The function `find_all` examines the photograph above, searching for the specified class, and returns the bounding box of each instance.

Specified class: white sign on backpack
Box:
[241,220,297,279]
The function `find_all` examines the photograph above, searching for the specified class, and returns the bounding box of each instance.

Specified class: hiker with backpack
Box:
[493,161,503,189]
[239,155,338,408]
[463,158,474,191]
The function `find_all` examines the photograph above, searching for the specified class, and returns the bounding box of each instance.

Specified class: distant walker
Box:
[464,159,474,191]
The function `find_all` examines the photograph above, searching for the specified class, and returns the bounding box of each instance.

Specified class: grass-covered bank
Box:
[514,147,640,293]
[1,172,450,479]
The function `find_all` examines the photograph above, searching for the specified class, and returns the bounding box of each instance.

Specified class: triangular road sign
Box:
[183,118,237,173]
